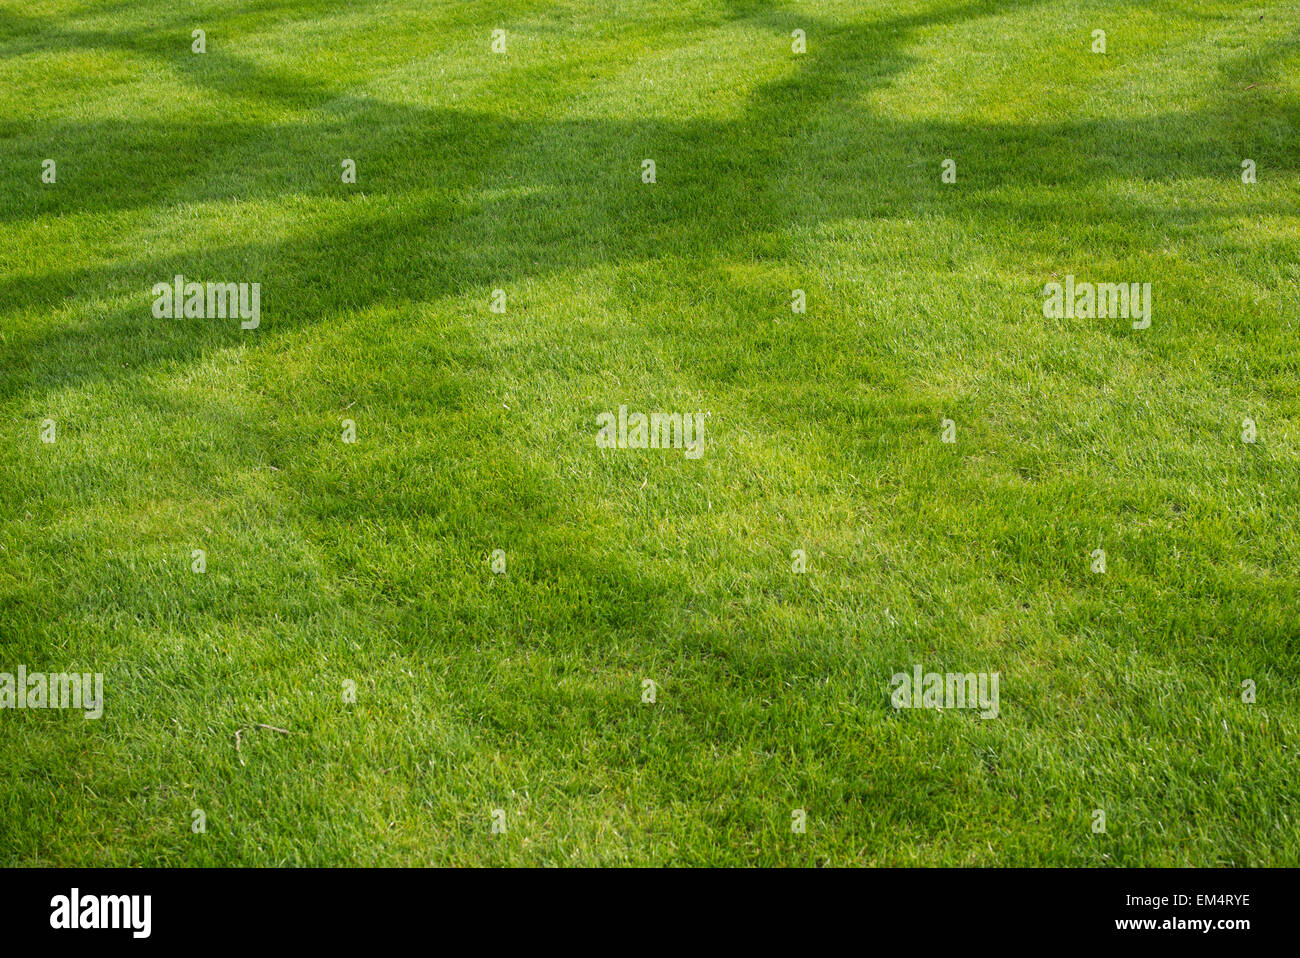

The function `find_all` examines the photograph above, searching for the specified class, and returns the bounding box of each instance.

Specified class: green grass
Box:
[1,0,1297,866]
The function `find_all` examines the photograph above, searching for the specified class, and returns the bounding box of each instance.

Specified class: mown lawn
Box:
[1,0,1297,866]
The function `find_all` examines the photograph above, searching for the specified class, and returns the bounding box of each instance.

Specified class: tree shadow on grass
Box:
[3,4,1298,836]
[1,0,1295,411]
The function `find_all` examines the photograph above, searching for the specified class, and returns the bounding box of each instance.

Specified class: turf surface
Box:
[1,0,1297,865]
